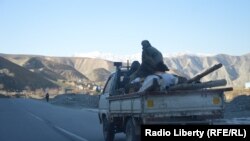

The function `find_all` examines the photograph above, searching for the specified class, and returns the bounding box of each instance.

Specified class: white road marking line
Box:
[27,112,89,141]
[84,108,98,112]
[28,112,44,122]
[54,125,89,141]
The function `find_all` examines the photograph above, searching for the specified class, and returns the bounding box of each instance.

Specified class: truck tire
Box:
[103,117,114,141]
[126,119,140,141]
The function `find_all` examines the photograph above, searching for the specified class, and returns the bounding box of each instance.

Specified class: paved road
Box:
[0,98,125,141]
[1,98,249,141]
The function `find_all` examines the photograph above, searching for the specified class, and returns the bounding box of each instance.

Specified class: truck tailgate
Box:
[143,90,223,117]
[109,89,227,118]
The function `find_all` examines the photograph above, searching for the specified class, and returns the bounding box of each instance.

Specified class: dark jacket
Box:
[130,40,168,80]
[142,45,163,72]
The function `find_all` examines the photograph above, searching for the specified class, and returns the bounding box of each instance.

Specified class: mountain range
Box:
[0,52,249,90]
[0,56,58,91]
[164,53,250,86]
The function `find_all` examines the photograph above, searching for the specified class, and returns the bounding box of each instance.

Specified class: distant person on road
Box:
[45,93,49,102]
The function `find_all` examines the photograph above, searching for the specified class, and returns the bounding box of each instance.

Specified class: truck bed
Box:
[108,88,232,124]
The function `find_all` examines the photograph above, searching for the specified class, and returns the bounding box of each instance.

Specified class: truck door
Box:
[99,74,115,114]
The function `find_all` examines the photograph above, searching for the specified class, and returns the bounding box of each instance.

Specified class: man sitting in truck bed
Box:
[130,40,169,81]
[123,61,141,93]
[126,40,172,92]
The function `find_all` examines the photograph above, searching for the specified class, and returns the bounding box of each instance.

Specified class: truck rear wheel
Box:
[126,119,140,141]
[103,117,114,141]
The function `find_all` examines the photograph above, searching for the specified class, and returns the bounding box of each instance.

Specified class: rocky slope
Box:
[1,54,114,82]
[164,53,250,86]
[0,56,58,91]
[23,57,89,82]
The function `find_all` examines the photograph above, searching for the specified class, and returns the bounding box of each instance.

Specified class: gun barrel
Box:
[187,63,223,83]
[169,79,227,91]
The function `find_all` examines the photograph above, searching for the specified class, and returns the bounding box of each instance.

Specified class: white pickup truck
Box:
[98,62,232,141]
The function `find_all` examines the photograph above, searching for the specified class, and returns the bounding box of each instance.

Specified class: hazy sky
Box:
[0,0,249,56]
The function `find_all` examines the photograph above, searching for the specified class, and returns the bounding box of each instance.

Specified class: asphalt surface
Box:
[0,98,125,141]
[1,98,249,141]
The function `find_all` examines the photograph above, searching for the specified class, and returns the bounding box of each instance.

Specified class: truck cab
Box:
[98,63,132,141]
